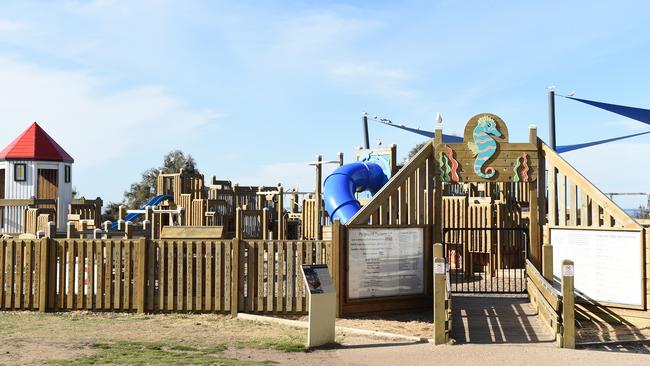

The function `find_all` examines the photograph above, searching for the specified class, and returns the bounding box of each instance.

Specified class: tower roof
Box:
[0,122,74,163]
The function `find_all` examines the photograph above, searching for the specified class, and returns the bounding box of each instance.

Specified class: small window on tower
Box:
[65,165,71,183]
[14,164,26,182]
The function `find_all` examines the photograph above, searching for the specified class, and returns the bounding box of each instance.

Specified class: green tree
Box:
[404,141,428,163]
[109,150,199,213]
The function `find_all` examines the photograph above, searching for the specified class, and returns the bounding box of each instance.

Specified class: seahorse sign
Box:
[467,115,502,179]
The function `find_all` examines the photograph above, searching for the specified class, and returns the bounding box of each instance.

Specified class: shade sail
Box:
[566,96,650,125]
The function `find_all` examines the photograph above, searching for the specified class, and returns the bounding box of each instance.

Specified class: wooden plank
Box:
[76,241,84,310]
[115,241,122,310]
[15,240,23,309]
[286,242,295,312]
[147,239,155,312]
[215,242,222,312]
[5,241,13,309]
[526,260,561,311]
[399,185,407,225]
[196,241,203,312]
[246,241,255,312]
[105,241,112,310]
[0,241,4,308]
[296,241,303,313]
[124,241,131,310]
[547,164,557,226]
[136,239,147,313]
[167,241,175,312]
[205,241,213,312]
[257,241,264,312]
[157,241,165,312]
[38,239,48,312]
[580,190,589,227]
[177,241,184,311]
[67,240,74,309]
[187,241,194,312]
[591,200,601,227]
[96,240,104,310]
[87,241,94,310]
[277,241,284,312]
[237,240,245,312]
[266,241,274,312]
[558,173,566,226]
[224,241,231,312]
[26,241,34,309]
[569,181,577,226]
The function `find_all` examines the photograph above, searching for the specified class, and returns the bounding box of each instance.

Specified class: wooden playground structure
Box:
[1,113,650,350]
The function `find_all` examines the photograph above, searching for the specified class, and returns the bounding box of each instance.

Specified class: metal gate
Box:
[443,227,528,293]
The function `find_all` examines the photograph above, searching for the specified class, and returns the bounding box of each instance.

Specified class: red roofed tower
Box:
[0,122,74,233]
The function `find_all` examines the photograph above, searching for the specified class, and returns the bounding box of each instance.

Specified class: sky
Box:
[1,0,650,208]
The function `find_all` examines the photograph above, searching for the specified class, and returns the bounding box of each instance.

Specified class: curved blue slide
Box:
[111,194,173,229]
[323,162,389,224]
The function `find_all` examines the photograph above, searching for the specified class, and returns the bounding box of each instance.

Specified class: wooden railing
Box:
[526,259,575,348]
[542,143,638,229]
[0,238,331,314]
[349,141,434,226]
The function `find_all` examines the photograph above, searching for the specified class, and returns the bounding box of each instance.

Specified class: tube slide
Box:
[323,161,389,224]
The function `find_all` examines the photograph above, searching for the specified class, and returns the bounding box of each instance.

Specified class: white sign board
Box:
[551,228,643,307]
[348,227,424,299]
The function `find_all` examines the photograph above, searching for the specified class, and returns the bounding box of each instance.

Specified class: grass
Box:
[238,333,307,353]
[49,341,276,366]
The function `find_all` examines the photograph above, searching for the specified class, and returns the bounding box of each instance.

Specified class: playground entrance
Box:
[443,227,528,293]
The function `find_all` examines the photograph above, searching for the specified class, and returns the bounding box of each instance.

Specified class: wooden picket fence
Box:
[0,238,331,314]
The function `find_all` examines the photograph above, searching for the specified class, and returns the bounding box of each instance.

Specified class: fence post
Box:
[137,238,147,313]
[38,238,49,312]
[262,208,269,240]
[561,259,575,349]
[542,243,553,282]
[231,237,240,316]
[433,242,443,259]
[125,222,133,239]
[66,221,77,239]
[433,256,446,345]
[118,205,126,221]
[46,221,56,239]
[235,207,242,240]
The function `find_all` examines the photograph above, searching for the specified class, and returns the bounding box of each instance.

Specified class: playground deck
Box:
[451,296,556,344]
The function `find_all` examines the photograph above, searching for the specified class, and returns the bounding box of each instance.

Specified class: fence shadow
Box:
[451,295,556,344]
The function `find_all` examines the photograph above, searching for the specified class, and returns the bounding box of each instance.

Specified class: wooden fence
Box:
[0,238,331,314]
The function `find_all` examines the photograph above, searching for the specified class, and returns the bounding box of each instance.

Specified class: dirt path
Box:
[1,312,649,365]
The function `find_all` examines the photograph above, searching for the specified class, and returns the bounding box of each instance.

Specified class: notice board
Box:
[347,227,424,299]
[551,228,643,307]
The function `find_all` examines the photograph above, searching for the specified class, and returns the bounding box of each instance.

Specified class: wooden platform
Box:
[451,295,556,344]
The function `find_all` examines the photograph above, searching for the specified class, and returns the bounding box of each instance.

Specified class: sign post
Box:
[301,264,336,348]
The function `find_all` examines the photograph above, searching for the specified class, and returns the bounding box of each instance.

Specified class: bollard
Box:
[561,259,575,349]
[433,256,447,345]
[433,242,444,259]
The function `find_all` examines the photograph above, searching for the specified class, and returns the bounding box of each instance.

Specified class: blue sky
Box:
[1,0,650,208]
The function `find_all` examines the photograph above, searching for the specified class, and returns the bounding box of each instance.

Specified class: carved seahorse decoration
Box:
[467,115,502,179]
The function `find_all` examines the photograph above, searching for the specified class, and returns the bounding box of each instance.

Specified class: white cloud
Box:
[0,57,220,168]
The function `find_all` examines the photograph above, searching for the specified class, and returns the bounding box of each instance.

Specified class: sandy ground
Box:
[1,311,649,365]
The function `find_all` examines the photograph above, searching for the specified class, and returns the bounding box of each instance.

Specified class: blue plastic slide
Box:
[111,194,173,229]
[323,162,389,224]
